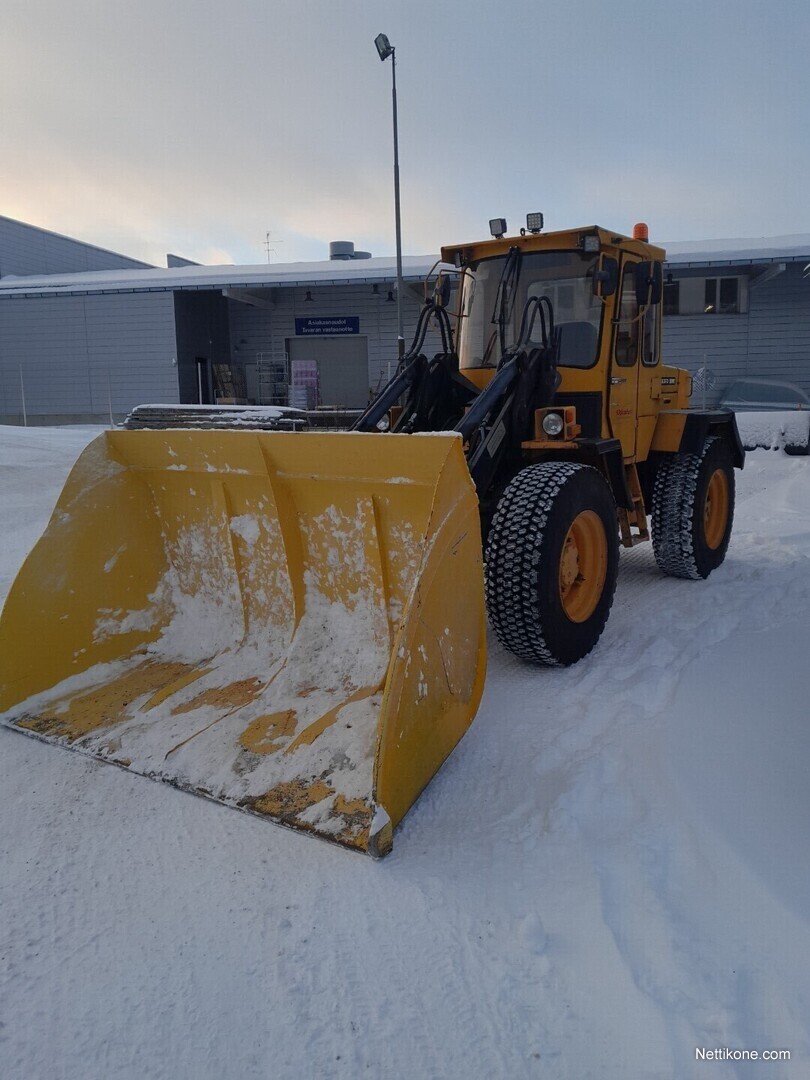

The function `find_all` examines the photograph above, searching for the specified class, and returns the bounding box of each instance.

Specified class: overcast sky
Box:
[2,0,808,267]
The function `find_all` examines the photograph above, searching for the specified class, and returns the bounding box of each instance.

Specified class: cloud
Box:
[2,0,809,267]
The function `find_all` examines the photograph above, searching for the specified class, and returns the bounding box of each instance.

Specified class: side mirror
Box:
[635,261,663,306]
[434,272,453,308]
[592,255,618,298]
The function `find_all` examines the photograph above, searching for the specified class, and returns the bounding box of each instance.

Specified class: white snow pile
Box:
[1,423,809,1080]
[734,410,810,453]
[123,403,308,430]
[135,403,302,413]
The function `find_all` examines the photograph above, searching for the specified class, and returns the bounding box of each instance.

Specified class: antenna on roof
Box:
[264,230,284,264]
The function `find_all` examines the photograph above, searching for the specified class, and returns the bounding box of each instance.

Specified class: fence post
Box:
[19,365,27,427]
[702,354,707,410]
[107,368,114,428]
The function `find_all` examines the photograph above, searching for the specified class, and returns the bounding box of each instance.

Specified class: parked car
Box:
[720,378,810,455]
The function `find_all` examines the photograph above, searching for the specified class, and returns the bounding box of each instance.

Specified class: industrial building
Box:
[661,235,810,402]
[1,214,808,424]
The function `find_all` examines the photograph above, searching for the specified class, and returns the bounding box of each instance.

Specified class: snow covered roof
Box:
[1,234,808,300]
[662,233,810,268]
[0,255,444,299]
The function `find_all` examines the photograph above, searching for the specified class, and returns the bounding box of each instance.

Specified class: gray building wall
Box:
[3,218,807,424]
[662,262,810,402]
[227,280,444,404]
[0,292,178,424]
[167,254,201,268]
[0,216,153,277]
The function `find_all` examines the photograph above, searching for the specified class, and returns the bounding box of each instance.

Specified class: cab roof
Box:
[441,226,666,267]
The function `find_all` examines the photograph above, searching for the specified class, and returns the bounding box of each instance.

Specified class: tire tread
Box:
[485,462,617,665]
[651,435,734,579]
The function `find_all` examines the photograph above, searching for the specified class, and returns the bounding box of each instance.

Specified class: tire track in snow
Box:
[568,736,810,1078]
[569,758,736,1060]
[517,513,810,775]
[3,435,809,1079]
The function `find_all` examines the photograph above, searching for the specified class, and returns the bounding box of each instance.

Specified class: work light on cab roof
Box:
[488,212,546,240]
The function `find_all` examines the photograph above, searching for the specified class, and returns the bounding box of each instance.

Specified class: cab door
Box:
[636,292,662,460]
[609,257,641,459]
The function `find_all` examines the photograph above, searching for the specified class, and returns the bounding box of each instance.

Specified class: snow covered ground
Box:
[1,425,809,1080]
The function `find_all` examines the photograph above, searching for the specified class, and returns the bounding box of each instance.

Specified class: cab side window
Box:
[642,301,659,366]
[614,262,639,366]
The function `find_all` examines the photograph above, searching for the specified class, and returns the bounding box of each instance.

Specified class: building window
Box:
[665,275,746,315]
[663,281,679,317]
[704,276,741,313]
[719,277,739,313]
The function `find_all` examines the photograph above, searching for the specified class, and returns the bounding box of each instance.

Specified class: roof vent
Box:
[329,241,372,261]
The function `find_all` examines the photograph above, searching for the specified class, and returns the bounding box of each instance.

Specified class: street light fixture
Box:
[374,32,393,61]
[374,32,404,359]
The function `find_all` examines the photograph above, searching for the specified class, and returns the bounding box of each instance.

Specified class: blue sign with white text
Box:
[295,316,360,336]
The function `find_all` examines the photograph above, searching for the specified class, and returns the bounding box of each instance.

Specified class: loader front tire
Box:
[485,462,619,666]
[651,435,735,580]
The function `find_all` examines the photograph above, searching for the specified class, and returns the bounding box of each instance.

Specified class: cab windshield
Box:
[456,250,603,370]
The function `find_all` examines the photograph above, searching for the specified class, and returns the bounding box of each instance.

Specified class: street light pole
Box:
[375,33,405,360]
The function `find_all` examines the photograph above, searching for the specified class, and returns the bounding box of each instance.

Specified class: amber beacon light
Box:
[633,222,649,241]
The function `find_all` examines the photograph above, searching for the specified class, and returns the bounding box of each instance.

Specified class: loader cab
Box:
[444,225,666,458]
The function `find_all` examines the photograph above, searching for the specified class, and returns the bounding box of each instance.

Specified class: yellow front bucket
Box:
[0,430,486,855]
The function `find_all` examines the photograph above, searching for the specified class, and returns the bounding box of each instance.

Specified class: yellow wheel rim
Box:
[704,468,730,550]
[558,510,608,623]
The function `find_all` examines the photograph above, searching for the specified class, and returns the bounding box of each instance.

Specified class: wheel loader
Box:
[0,219,743,856]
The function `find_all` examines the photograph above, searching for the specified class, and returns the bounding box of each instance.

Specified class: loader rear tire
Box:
[485,462,619,666]
[651,435,735,580]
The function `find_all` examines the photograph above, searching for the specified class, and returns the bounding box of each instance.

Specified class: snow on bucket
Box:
[0,429,486,855]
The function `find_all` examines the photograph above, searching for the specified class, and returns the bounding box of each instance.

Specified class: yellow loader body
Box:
[0,430,486,855]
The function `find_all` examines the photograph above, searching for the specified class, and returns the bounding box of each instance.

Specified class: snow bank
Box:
[734,410,810,453]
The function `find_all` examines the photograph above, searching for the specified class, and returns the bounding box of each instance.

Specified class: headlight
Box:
[542,412,564,436]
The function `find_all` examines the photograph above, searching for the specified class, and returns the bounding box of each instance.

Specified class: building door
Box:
[288,336,369,409]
